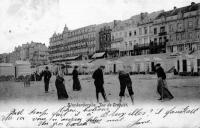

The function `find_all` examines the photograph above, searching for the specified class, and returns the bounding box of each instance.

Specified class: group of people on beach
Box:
[40,63,174,103]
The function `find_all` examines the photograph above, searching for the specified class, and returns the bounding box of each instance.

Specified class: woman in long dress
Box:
[155,63,174,101]
[72,66,81,91]
[55,66,68,100]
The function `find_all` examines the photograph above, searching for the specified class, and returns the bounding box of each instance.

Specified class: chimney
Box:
[191,2,195,6]
[174,6,177,10]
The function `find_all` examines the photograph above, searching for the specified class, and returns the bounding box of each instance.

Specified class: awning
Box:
[92,52,105,59]
[52,58,62,62]
[63,55,80,60]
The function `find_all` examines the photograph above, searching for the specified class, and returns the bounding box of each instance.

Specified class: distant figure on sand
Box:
[155,63,174,101]
[92,66,108,103]
[72,66,81,91]
[118,70,134,104]
[55,66,68,100]
[41,66,52,93]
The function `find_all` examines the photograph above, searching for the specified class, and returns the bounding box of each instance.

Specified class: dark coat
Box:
[157,78,173,99]
[156,67,166,80]
[55,75,68,99]
[118,71,132,85]
[41,70,52,82]
[72,69,78,79]
[72,69,81,91]
[118,71,134,96]
[92,68,104,85]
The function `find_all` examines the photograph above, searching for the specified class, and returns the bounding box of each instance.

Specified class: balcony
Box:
[158,31,167,36]
[134,43,149,50]
[111,37,123,43]
[176,29,185,33]
[150,42,166,49]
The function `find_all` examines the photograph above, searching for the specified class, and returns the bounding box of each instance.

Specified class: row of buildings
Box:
[49,2,200,63]
[0,41,49,66]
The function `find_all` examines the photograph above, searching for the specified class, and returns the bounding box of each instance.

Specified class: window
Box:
[144,27,147,34]
[154,28,157,35]
[188,21,193,28]
[149,26,152,33]
[160,26,165,33]
[125,42,128,48]
[177,23,183,31]
[188,32,192,39]
[154,38,157,44]
[134,30,137,36]
[129,31,132,37]
[159,37,162,43]
[164,37,167,43]
[139,28,142,35]
[176,34,180,41]
[198,33,200,39]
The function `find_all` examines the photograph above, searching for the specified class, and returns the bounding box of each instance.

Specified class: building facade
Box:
[49,32,64,63]
[48,2,200,62]
[132,11,164,55]
[154,2,200,54]
[28,42,49,66]
[62,25,97,60]
[0,53,9,63]
[49,25,98,63]
[111,20,125,57]
[110,11,163,57]
[6,42,49,65]
[122,18,139,56]
[8,46,21,63]
[99,26,112,52]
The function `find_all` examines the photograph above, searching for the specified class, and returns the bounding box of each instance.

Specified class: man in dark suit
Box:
[155,63,173,101]
[41,66,52,93]
[92,66,108,103]
[72,66,81,91]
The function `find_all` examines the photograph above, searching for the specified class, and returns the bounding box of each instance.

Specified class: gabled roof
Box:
[156,3,200,19]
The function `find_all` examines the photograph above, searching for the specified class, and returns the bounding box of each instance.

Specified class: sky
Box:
[0,0,199,54]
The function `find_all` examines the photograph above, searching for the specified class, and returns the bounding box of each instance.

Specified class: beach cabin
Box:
[0,63,15,76]
[15,61,31,78]
[175,55,197,74]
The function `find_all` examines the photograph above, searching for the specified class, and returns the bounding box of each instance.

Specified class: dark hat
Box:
[45,66,49,69]
[100,65,105,69]
[155,63,161,67]
[74,66,78,68]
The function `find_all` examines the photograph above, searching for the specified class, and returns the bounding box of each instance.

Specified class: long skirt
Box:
[73,78,81,91]
[55,82,68,99]
[157,78,173,99]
